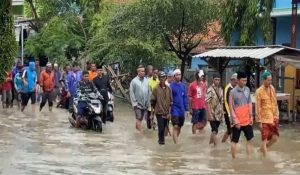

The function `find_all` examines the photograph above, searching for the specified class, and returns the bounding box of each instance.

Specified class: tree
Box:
[25,0,101,65]
[0,0,17,82]
[86,3,179,74]
[220,0,274,45]
[103,0,217,76]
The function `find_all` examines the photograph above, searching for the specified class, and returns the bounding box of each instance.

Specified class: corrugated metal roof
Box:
[192,47,284,59]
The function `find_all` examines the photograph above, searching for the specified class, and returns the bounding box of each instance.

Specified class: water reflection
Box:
[0,100,300,174]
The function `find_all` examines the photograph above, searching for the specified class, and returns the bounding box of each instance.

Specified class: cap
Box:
[230,73,237,79]
[54,63,58,67]
[262,70,271,80]
[198,70,205,77]
[173,69,181,75]
[46,62,52,67]
[158,71,166,77]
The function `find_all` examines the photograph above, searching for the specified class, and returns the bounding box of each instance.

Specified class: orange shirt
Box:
[255,85,279,124]
[40,70,55,91]
[89,71,98,81]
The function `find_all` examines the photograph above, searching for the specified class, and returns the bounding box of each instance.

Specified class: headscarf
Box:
[262,70,271,80]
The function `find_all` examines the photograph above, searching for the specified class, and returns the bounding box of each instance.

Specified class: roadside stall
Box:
[192,45,300,122]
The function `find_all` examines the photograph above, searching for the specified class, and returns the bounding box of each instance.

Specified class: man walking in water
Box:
[229,72,254,159]
[151,71,172,145]
[222,73,238,143]
[129,65,151,132]
[256,70,279,157]
[170,69,188,144]
[189,70,207,134]
[206,74,223,147]
[39,63,55,112]
[21,62,37,112]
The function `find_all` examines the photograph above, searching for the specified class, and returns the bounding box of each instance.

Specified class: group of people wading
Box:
[129,65,279,158]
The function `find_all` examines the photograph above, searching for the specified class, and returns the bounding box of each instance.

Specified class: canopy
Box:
[192,45,300,60]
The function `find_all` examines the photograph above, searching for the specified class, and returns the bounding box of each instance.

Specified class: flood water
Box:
[1,99,300,175]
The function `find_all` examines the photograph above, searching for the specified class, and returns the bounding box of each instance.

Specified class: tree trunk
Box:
[0,0,17,82]
[180,59,185,81]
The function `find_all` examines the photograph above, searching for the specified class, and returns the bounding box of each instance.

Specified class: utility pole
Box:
[291,0,300,48]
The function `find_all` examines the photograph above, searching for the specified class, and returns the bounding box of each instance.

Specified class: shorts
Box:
[231,125,254,143]
[21,92,36,106]
[77,101,89,116]
[171,116,185,127]
[191,109,206,124]
[261,123,279,141]
[134,107,147,121]
[210,121,221,133]
[224,114,232,135]
[2,90,12,103]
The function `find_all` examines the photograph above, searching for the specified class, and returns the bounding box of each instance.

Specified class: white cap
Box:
[46,62,52,67]
[54,63,58,67]
[173,69,181,75]
[198,70,204,77]
[231,73,237,79]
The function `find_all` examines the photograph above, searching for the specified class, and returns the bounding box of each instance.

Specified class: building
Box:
[12,0,24,18]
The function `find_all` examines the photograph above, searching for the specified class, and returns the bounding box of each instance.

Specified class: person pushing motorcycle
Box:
[74,71,99,128]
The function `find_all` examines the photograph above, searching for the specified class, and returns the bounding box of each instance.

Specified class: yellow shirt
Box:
[148,77,159,92]
[148,77,159,111]
[255,85,279,124]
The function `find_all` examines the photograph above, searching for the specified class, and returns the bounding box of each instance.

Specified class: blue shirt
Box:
[22,62,37,93]
[66,71,82,96]
[170,82,188,117]
[14,72,23,92]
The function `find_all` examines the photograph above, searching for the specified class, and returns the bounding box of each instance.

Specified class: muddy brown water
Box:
[0,99,300,175]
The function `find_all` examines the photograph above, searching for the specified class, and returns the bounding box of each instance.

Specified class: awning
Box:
[193,47,284,59]
[192,46,300,60]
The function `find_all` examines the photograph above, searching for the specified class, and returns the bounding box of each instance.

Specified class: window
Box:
[296,69,300,89]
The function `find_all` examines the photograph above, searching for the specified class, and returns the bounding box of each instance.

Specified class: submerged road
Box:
[0,99,300,174]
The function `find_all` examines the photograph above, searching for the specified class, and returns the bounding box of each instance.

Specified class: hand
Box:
[274,118,279,125]
[259,123,263,131]
[234,124,241,130]
[207,113,213,121]
[189,109,193,115]
[166,114,171,119]
[67,92,71,97]
[249,118,253,125]
[185,111,190,118]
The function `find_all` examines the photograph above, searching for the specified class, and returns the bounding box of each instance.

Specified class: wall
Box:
[274,0,292,9]
[284,65,300,111]
[274,16,300,47]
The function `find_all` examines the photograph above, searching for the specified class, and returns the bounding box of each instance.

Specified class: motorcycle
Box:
[106,92,114,122]
[69,92,103,132]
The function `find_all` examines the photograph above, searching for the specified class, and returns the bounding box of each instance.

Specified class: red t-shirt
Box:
[2,72,12,91]
[188,81,207,110]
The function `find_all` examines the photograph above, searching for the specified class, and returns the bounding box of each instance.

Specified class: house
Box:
[12,0,24,18]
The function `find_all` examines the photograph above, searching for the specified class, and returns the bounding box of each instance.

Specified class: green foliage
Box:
[220,0,274,45]
[88,0,216,75]
[26,15,85,65]
[86,3,179,74]
[0,1,17,82]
